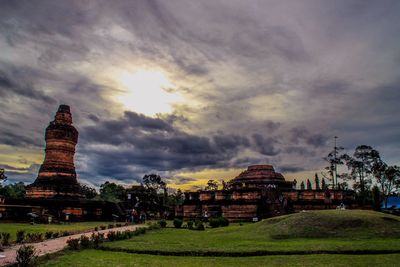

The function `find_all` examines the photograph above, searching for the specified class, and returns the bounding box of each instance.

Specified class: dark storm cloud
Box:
[251,134,280,156]
[277,166,305,173]
[4,164,40,183]
[79,111,253,181]
[231,157,266,168]
[284,146,316,157]
[0,68,56,103]
[0,130,41,147]
[166,176,197,185]
[289,127,327,148]
[1,0,400,185]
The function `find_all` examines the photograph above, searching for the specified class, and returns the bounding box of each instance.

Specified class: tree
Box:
[321,177,327,190]
[324,136,344,189]
[166,189,184,206]
[79,183,98,199]
[142,174,167,208]
[300,181,305,190]
[142,174,166,193]
[0,168,7,183]
[373,164,400,208]
[0,182,26,199]
[371,185,381,211]
[99,181,125,202]
[205,180,218,191]
[314,173,320,190]
[306,179,312,190]
[342,145,380,204]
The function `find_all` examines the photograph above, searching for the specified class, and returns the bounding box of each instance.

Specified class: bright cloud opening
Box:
[116,69,182,116]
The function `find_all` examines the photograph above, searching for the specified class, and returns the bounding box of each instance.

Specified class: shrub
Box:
[16,230,25,243]
[94,226,98,231]
[52,232,59,238]
[91,233,104,248]
[16,245,37,267]
[62,231,70,237]
[196,222,205,231]
[100,225,106,230]
[80,235,91,248]
[115,231,124,240]
[107,231,116,241]
[37,233,43,242]
[108,224,114,229]
[136,227,146,235]
[187,221,194,229]
[1,232,11,246]
[125,230,134,239]
[116,223,122,227]
[45,231,53,239]
[173,219,183,228]
[66,238,80,250]
[219,217,229,227]
[209,218,220,228]
[25,233,33,243]
[158,219,167,228]
[147,222,161,230]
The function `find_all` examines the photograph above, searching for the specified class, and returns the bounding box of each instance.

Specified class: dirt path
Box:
[0,224,143,266]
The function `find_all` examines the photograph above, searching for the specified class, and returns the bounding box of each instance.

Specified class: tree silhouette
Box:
[205,180,218,191]
[342,145,380,204]
[315,173,320,190]
[306,179,312,190]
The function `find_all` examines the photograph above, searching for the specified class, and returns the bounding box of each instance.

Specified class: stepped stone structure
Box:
[178,164,356,221]
[26,105,82,198]
[228,165,293,190]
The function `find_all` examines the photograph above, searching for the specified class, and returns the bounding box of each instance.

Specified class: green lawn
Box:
[40,249,400,267]
[104,210,400,253]
[0,221,113,242]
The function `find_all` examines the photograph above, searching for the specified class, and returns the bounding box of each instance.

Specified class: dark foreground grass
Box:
[0,221,113,242]
[40,249,400,267]
[103,210,400,253]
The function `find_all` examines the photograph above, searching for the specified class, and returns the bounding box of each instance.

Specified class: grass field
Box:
[37,210,400,266]
[0,221,113,242]
[104,210,400,253]
[40,249,400,267]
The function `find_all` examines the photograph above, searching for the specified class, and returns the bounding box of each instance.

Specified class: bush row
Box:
[14,230,72,244]
[209,217,229,228]
[11,223,129,246]
[97,222,129,231]
[168,217,229,230]
[66,227,148,250]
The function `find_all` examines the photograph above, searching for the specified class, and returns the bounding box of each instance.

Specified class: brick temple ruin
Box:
[1,105,123,221]
[26,105,82,198]
[178,165,356,221]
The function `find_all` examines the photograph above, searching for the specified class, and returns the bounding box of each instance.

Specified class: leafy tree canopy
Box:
[99,181,125,202]
[0,182,26,199]
[79,183,98,199]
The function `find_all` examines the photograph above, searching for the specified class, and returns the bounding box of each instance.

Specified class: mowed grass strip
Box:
[40,249,400,267]
[103,210,400,253]
[0,221,113,242]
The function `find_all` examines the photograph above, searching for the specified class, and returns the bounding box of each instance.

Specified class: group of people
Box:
[128,209,146,224]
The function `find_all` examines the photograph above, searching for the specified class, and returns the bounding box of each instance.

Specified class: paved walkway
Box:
[0,224,143,266]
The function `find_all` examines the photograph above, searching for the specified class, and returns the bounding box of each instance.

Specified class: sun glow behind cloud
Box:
[115,69,182,116]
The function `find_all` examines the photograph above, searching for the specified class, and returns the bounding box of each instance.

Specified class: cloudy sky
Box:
[1,0,399,189]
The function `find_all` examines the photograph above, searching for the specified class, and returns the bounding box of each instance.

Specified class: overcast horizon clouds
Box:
[1,0,399,189]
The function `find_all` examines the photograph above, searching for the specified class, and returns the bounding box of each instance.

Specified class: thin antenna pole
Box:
[334,136,338,190]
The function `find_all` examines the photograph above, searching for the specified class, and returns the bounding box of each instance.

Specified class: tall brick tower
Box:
[27,105,82,198]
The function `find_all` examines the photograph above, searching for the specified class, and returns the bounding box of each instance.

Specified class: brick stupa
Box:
[26,105,82,198]
[228,165,294,190]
